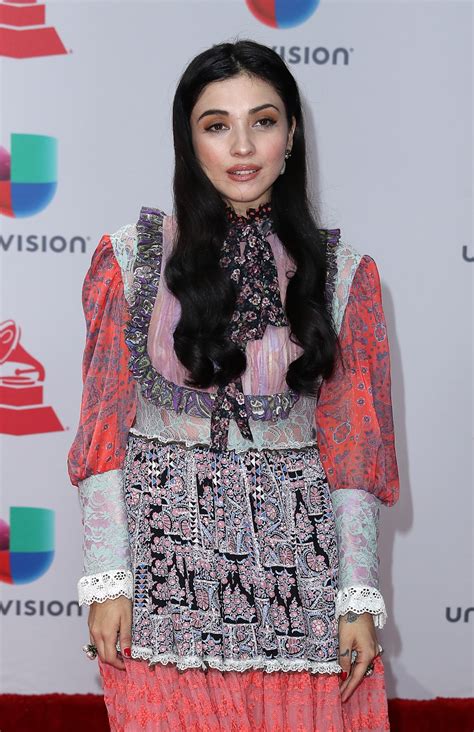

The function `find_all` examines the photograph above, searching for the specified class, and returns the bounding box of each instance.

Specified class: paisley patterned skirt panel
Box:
[123,434,341,674]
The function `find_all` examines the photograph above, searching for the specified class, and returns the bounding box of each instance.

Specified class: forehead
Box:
[192,74,283,117]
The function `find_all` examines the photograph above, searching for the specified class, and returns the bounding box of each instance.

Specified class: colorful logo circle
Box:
[246,0,320,28]
[0,134,58,218]
[0,507,55,584]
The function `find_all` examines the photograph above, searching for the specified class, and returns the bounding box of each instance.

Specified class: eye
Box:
[205,122,228,132]
[255,117,277,128]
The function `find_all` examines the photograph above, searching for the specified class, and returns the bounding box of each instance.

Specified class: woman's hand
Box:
[338,611,379,703]
[88,596,132,670]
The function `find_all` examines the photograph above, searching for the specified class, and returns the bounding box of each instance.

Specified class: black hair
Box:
[165,40,338,394]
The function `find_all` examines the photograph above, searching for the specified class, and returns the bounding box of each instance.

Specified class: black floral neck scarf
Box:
[210,202,289,451]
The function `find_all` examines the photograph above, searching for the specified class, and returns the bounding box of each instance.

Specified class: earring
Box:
[280,149,292,176]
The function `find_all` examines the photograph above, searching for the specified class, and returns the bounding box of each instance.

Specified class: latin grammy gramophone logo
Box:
[0,0,67,59]
[0,319,63,435]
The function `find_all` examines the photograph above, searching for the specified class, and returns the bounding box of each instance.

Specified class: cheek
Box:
[193,135,225,174]
[259,135,287,168]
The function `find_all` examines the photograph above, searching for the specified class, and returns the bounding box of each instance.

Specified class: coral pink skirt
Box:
[98,656,389,731]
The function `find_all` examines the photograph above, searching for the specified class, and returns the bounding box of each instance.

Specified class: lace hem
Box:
[77,569,133,606]
[129,425,317,453]
[128,645,342,675]
[335,586,387,628]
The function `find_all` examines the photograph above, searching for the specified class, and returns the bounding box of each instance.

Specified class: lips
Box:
[227,165,261,182]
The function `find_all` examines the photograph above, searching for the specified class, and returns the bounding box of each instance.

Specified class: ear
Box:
[287,116,296,152]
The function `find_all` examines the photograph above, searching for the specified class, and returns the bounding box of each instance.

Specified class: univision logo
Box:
[462,245,473,262]
[445,607,474,623]
[0,134,57,218]
[246,0,320,28]
[0,507,55,584]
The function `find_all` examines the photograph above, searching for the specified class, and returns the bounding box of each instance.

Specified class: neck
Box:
[225,197,271,218]
[225,200,272,226]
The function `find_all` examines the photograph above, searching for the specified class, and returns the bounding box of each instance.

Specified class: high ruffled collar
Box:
[225,201,273,227]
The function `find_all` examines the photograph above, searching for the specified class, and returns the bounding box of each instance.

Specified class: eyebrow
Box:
[197,103,280,122]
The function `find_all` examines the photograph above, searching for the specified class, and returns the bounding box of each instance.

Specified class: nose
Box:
[230,125,255,157]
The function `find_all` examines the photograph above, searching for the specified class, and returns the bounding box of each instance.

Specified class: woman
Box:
[68,40,400,731]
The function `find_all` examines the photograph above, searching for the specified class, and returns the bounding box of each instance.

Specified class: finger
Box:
[339,649,357,695]
[338,644,352,682]
[341,654,373,703]
[104,631,126,671]
[95,636,107,665]
[118,604,132,659]
[119,629,132,660]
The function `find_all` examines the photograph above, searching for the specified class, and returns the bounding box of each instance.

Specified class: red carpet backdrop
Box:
[0,0,472,706]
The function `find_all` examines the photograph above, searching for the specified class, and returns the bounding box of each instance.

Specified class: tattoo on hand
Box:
[345,611,359,624]
[339,648,350,658]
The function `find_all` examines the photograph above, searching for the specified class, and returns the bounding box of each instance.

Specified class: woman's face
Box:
[190,73,296,215]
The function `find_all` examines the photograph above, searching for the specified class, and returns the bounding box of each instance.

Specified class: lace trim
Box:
[129,426,319,453]
[131,388,320,451]
[329,239,363,335]
[109,223,138,303]
[77,569,133,606]
[129,646,342,675]
[322,229,340,309]
[335,586,387,629]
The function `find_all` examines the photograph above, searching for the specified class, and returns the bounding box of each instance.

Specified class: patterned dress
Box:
[68,203,399,731]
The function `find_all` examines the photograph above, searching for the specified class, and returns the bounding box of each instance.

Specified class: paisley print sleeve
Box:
[316,254,399,506]
[67,235,136,604]
[67,235,136,484]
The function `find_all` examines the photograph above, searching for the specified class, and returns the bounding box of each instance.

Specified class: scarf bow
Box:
[210,203,288,450]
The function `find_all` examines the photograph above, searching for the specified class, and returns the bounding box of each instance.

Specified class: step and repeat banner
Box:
[0,0,472,699]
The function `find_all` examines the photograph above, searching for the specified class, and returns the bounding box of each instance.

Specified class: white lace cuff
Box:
[335,586,387,628]
[77,569,134,606]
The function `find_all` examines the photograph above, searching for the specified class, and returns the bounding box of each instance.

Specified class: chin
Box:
[223,186,273,207]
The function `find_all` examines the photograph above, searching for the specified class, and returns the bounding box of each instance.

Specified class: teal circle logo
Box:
[246,0,320,28]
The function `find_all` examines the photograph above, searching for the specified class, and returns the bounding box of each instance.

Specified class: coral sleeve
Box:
[316,255,400,507]
[67,235,136,486]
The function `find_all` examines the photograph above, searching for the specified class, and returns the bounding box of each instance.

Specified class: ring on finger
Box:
[364,662,375,677]
[82,643,98,660]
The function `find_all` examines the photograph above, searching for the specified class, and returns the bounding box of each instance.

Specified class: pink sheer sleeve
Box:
[67,235,136,486]
[316,255,399,506]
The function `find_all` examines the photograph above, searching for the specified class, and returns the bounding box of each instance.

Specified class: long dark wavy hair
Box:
[165,40,339,394]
